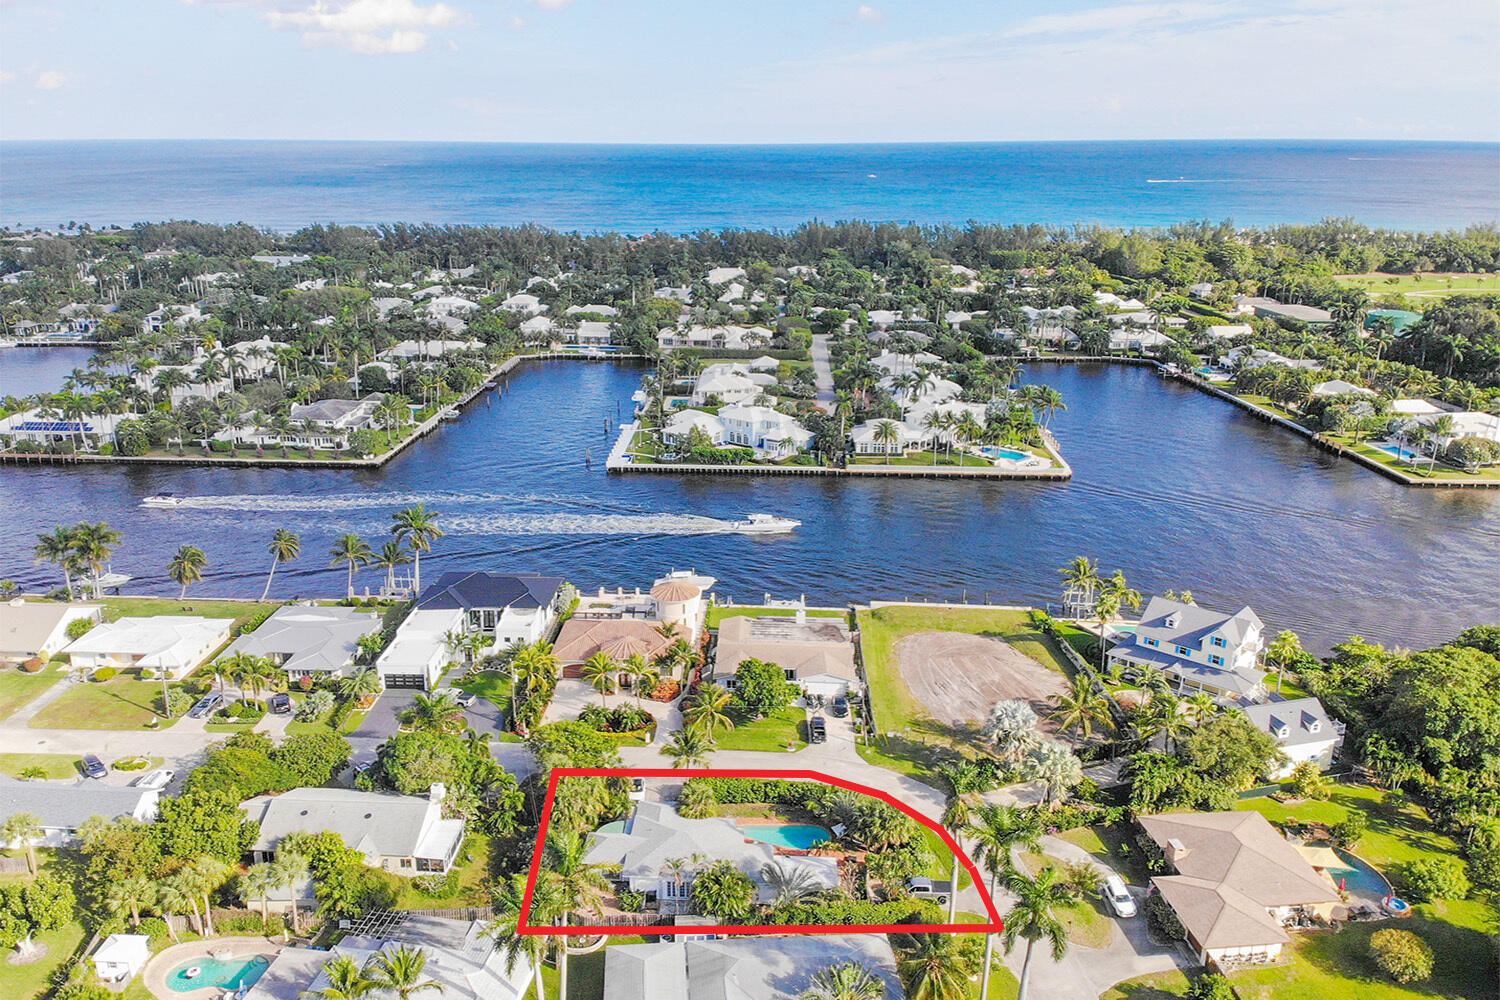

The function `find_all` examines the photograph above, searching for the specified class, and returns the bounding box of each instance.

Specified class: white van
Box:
[1103,874,1137,918]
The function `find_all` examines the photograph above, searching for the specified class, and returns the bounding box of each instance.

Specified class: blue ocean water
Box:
[2,140,1496,232]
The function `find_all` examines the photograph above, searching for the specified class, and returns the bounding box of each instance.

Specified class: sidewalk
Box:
[1,670,83,729]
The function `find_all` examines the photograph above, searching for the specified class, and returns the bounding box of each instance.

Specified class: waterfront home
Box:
[378,339,481,361]
[1108,329,1175,352]
[242,784,464,875]
[1241,698,1343,779]
[711,613,861,700]
[1223,346,1321,372]
[376,607,465,688]
[1138,811,1341,966]
[62,615,233,680]
[849,419,923,456]
[0,599,102,665]
[1415,409,1500,446]
[132,361,234,407]
[520,314,557,338]
[0,775,159,848]
[584,801,838,914]
[871,349,940,377]
[691,371,762,406]
[1311,379,1375,398]
[880,374,962,410]
[657,324,772,352]
[570,571,715,639]
[553,618,672,675]
[1105,597,1267,700]
[415,571,565,650]
[573,320,614,346]
[1390,398,1446,417]
[849,398,987,457]
[716,404,814,458]
[286,393,387,449]
[0,408,131,451]
[216,605,381,683]
[247,914,535,1000]
[662,408,727,447]
[603,934,900,1000]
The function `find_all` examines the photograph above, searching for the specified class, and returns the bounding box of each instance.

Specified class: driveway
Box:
[810,334,837,411]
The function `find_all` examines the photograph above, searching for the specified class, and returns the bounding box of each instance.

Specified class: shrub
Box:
[1369,928,1435,984]
[1145,893,1185,940]
[159,688,193,717]
[216,911,285,936]
[21,658,45,673]
[411,870,463,897]
[1288,761,1331,800]
[112,756,150,771]
[65,618,96,640]
[1399,857,1471,901]
[678,781,717,819]
[92,666,118,681]
[617,890,646,912]
[1330,813,1367,848]
[296,689,336,722]
[1187,974,1235,1000]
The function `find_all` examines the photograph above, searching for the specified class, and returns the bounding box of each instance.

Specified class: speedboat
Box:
[140,493,184,508]
[727,513,801,534]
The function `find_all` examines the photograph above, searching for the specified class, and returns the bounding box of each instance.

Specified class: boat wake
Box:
[155,491,618,512]
[440,513,738,536]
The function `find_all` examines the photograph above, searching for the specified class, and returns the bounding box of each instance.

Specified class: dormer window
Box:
[1271,719,1289,738]
[1211,636,1227,648]
[1302,711,1322,733]
[1165,613,1181,628]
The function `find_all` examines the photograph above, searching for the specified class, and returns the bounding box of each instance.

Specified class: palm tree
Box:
[391,504,444,594]
[801,962,886,1000]
[71,522,122,598]
[897,933,973,1000]
[375,539,412,596]
[1047,674,1111,741]
[156,875,196,942]
[365,945,443,1000]
[167,544,208,599]
[1,813,42,874]
[1002,865,1082,1000]
[761,860,826,908]
[187,856,233,937]
[338,667,384,707]
[300,954,375,1000]
[543,832,615,1000]
[273,851,309,937]
[1027,743,1084,809]
[1267,629,1302,696]
[262,528,301,602]
[1058,556,1100,615]
[401,690,465,733]
[969,803,1043,1000]
[874,419,902,463]
[580,652,618,707]
[329,534,374,600]
[241,862,278,925]
[486,874,559,1000]
[34,526,78,598]
[105,874,156,928]
[683,682,735,740]
[662,726,714,768]
[210,651,253,700]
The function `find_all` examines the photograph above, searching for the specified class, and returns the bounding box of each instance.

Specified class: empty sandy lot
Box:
[896,631,1069,731]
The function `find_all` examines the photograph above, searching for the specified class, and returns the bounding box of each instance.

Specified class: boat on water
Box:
[140,493,185,508]
[439,407,460,421]
[0,340,18,349]
[726,513,801,535]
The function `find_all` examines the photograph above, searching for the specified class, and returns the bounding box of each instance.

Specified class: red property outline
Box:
[518,767,1003,936]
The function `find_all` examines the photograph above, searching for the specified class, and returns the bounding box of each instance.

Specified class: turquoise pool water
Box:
[1324,849,1390,896]
[742,824,830,849]
[598,820,626,834]
[1374,443,1416,460]
[979,446,1029,462]
[165,955,270,993]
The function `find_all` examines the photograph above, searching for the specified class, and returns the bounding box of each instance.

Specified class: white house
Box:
[0,776,160,848]
[871,350,940,377]
[712,614,861,700]
[662,409,726,446]
[63,615,233,680]
[286,393,387,449]
[573,320,614,346]
[691,372,762,406]
[1311,379,1375,398]
[603,936,900,1000]
[376,607,466,688]
[0,600,102,664]
[500,292,546,313]
[1242,698,1343,778]
[0,409,132,451]
[705,266,746,285]
[218,605,382,682]
[93,934,151,985]
[716,404,813,457]
[243,785,465,875]
[414,571,564,651]
[566,303,620,317]
[1106,597,1266,700]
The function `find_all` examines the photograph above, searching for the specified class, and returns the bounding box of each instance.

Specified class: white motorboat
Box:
[439,407,460,421]
[0,340,17,349]
[727,513,801,534]
[140,493,185,508]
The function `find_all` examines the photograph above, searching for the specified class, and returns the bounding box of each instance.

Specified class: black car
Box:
[831,697,849,718]
[186,692,223,719]
[809,716,827,744]
[269,693,293,715]
[81,753,107,779]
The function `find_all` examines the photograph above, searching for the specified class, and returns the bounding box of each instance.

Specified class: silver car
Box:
[134,768,176,790]
[1102,874,1137,918]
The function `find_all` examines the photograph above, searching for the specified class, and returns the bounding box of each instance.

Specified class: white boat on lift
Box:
[140,493,185,509]
[726,513,801,535]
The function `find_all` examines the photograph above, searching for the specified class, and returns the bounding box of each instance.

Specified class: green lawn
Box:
[706,605,848,629]
[0,663,67,721]
[532,938,639,1000]
[1235,784,1458,874]
[0,753,85,779]
[1017,850,1113,948]
[1100,970,1194,999]
[391,834,493,909]
[101,596,273,628]
[6,919,87,1000]
[1332,271,1498,298]
[284,706,369,736]
[851,450,997,468]
[1328,436,1500,483]
[920,824,974,890]
[28,672,186,730]
[714,704,807,752]
[458,670,514,717]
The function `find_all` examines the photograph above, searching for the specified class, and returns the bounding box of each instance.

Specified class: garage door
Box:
[383,673,428,689]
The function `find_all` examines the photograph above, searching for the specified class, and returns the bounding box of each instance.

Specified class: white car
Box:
[1102,874,1137,918]
[134,768,176,790]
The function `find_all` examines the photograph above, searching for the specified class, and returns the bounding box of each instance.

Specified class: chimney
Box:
[1164,838,1190,863]
[429,782,446,803]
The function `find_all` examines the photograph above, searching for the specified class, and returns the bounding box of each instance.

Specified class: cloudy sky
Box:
[2,0,1497,142]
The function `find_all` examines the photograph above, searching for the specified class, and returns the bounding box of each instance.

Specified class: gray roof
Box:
[1112,641,1265,696]
[0,775,156,829]
[604,935,900,1000]
[242,787,446,859]
[1242,698,1339,748]
[288,393,384,425]
[220,605,381,673]
[416,571,562,613]
[1134,597,1262,652]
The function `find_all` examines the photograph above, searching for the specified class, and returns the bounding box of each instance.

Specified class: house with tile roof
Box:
[711,614,860,700]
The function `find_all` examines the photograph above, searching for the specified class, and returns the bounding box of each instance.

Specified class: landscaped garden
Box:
[712,703,807,751]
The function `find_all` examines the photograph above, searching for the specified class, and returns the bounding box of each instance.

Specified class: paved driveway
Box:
[810,334,836,411]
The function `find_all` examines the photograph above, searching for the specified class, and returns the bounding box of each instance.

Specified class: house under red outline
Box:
[518,767,1004,936]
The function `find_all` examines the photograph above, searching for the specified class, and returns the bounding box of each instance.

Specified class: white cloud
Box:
[0,70,14,85]
[856,5,885,23]
[530,0,572,8]
[508,15,528,29]
[35,69,66,89]
[195,0,466,54]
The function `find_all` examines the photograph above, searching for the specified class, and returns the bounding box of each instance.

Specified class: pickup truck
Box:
[905,877,954,904]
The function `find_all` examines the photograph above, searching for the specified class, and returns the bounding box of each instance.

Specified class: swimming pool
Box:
[742,824,831,849]
[165,955,271,993]
[979,446,1029,462]
[1373,443,1416,461]
[1324,849,1391,897]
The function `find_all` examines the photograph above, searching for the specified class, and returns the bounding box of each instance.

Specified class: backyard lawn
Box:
[28,672,186,729]
[1016,850,1114,948]
[390,834,493,909]
[0,753,87,779]
[101,596,272,628]
[0,663,67,721]
[706,605,848,629]
[6,919,86,1000]
[713,704,806,752]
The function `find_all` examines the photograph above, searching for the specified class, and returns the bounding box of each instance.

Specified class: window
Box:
[1144,638,1160,648]
[662,879,688,899]
[1211,636,1227,648]
[1175,645,1190,656]
[1209,655,1224,666]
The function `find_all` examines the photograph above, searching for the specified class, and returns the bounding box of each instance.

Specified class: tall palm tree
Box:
[1,813,43,874]
[187,856,233,937]
[391,504,444,594]
[969,803,1043,1000]
[300,954,375,1000]
[801,962,887,1000]
[375,539,412,596]
[873,419,901,464]
[897,933,973,1000]
[580,652,618,707]
[273,851,309,937]
[1002,865,1081,1000]
[543,832,615,1000]
[486,874,560,1000]
[761,860,826,908]
[338,667,384,707]
[34,526,78,598]
[683,682,735,740]
[156,875,196,942]
[262,528,301,602]
[71,521,123,598]
[329,534,374,600]
[105,874,156,928]
[1047,674,1112,741]
[1266,629,1303,696]
[365,945,443,1000]
[1058,556,1100,614]
[240,862,278,925]
[168,544,208,599]
[662,726,714,768]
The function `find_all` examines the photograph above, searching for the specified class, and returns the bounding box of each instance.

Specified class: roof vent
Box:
[1164,837,1191,862]
[300,810,309,816]
[365,813,373,819]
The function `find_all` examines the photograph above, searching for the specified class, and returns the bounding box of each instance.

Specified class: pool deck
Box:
[141,937,283,1000]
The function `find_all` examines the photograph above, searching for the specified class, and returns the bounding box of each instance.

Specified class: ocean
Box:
[2,140,1497,233]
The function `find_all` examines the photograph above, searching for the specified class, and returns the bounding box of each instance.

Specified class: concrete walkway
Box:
[1,669,84,728]
[810,334,837,411]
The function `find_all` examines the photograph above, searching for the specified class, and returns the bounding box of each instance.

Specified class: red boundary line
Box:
[518,767,1004,935]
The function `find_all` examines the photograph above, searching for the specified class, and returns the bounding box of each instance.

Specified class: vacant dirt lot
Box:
[896,631,1070,731]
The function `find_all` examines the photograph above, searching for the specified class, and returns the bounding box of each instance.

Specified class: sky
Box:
[1,0,1498,142]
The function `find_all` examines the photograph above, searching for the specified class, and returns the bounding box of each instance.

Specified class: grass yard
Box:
[851,450,996,467]
[390,834,493,909]
[0,663,67,721]
[1100,970,1194,999]
[713,704,807,752]
[0,753,86,779]
[284,706,369,736]
[457,670,514,715]
[1016,850,1114,948]
[1332,271,1499,298]
[532,937,640,1000]
[706,605,848,629]
[1054,823,1153,885]
[101,596,272,628]
[6,919,87,1000]
[1329,436,1500,483]
[920,824,974,890]
[28,672,186,730]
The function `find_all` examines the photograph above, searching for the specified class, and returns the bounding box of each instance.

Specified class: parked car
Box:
[1102,874,1137,918]
[81,754,107,779]
[434,686,477,708]
[831,696,849,718]
[809,716,827,743]
[134,768,176,790]
[186,692,223,719]
[269,693,293,715]
[906,877,953,904]
[629,777,646,801]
